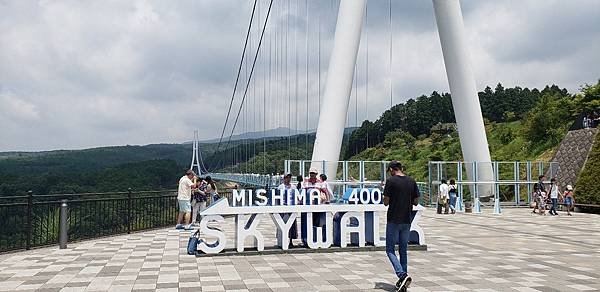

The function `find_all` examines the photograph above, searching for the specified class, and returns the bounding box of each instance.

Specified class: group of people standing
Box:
[436,174,576,216]
[437,179,459,214]
[582,112,599,128]
[176,170,218,230]
[276,167,333,248]
[174,162,419,292]
[532,175,575,216]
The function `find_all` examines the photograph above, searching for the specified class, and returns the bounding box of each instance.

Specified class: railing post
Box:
[526,161,532,204]
[59,199,68,249]
[515,161,520,206]
[127,188,132,234]
[26,190,33,250]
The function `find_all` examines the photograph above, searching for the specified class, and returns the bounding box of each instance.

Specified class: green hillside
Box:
[0,144,192,195]
[349,120,559,182]
[346,82,583,180]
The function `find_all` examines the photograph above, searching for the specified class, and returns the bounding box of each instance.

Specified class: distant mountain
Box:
[199,127,310,143]
[199,126,358,144]
[0,144,192,172]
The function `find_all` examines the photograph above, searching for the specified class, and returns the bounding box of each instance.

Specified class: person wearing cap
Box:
[176,170,197,230]
[303,167,321,190]
[300,167,322,247]
[278,173,298,247]
[563,185,575,216]
[383,160,420,291]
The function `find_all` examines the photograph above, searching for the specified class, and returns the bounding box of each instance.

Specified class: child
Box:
[532,186,540,214]
[563,185,575,216]
[538,191,547,215]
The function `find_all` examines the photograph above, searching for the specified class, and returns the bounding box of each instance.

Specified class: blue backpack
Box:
[187,230,199,255]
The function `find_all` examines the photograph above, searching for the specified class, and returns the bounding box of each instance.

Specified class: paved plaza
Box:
[1,208,599,292]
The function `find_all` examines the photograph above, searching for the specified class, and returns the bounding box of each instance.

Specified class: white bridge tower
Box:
[190,130,206,176]
[311,0,493,192]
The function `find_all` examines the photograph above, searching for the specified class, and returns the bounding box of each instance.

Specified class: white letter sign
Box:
[197,189,426,254]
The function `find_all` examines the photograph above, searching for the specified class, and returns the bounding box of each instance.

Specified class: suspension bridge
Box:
[186,0,551,212]
[4,2,600,291]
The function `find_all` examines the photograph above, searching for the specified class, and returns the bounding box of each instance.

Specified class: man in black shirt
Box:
[383,161,420,292]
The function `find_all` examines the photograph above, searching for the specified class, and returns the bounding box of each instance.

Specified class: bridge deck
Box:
[1,209,599,291]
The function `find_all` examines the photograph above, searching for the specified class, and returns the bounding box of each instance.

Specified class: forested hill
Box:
[0,144,192,172]
[348,81,600,189]
[0,144,193,195]
[345,84,571,159]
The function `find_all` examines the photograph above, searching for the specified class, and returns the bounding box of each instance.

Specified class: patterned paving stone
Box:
[1,209,599,291]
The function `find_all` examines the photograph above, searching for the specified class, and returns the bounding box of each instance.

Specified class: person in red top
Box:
[302,168,321,191]
[300,167,323,247]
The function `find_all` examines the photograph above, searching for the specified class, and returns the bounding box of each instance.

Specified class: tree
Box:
[576,80,600,112]
[521,93,575,150]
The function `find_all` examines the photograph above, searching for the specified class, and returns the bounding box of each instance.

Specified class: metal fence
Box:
[0,189,182,253]
[427,161,559,210]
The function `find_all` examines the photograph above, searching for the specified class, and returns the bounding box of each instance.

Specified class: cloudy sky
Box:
[1,0,599,152]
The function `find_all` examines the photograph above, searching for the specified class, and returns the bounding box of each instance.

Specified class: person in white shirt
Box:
[438,179,450,214]
[278,173,298,247]
[177,170,197,230]
[278,173,295,196]
[548,178,560,216]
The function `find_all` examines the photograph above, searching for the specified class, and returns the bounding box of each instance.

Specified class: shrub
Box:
[575,134,600,205]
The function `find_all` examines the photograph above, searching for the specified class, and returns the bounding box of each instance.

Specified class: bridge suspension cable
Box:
[389,0,393,108]
[214,0,258,157]
[222,0,274,165]
[365,0,369,148]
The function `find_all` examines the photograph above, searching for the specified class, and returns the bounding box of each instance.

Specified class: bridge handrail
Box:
[0,189,238,254]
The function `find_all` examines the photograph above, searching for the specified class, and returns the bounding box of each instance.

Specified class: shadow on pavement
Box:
[374,282,396,291]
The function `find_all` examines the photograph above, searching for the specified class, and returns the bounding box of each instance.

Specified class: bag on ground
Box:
[187,230,200,255]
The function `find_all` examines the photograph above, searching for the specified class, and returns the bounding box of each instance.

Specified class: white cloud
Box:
[0,92,40,121]
[0,0,598,151]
